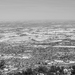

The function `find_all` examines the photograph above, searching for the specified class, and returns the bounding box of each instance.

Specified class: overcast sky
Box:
[0,0,75,21]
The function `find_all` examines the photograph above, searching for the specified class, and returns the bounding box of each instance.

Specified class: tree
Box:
[0,60,5,70]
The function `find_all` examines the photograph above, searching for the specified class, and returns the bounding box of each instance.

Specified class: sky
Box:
[0,0,75,21]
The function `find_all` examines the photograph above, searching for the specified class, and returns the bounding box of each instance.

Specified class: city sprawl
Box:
[0,21,75,75]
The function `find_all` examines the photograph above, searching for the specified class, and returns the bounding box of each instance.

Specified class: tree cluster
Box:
[7,65,75,75]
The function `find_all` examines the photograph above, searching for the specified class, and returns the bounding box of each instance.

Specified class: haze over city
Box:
[0,0,75,75]
[0,0,75,21]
